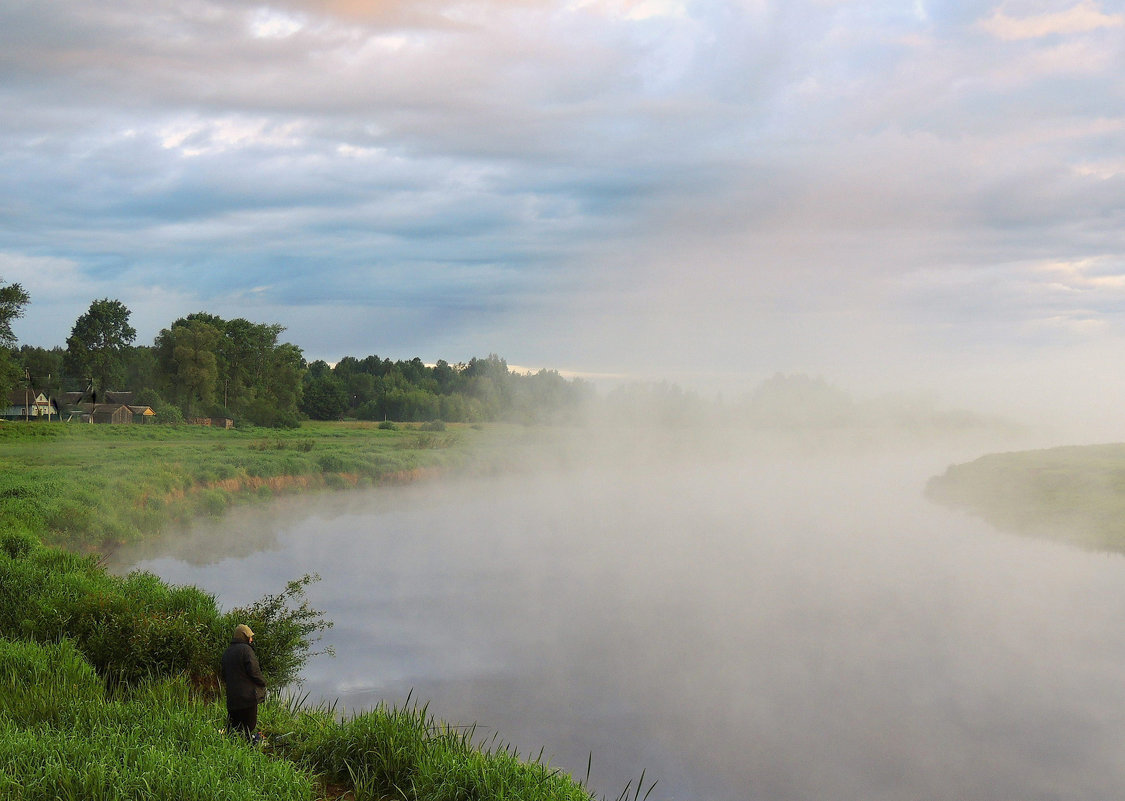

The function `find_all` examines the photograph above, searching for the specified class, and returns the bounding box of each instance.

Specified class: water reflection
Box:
[110,444,1125,801]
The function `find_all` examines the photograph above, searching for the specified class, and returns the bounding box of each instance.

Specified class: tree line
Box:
[1,285,591,427]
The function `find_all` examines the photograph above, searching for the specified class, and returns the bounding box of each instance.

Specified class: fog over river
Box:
[109,432,1125,801]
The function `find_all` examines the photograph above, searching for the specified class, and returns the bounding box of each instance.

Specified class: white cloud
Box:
[0,253,94,305]
[980,1,1125,41]
[567,0,688,20]
[249,8,306,39]
[1037,257,1125,290]
[1073,160,1125,180]
[158,117,307,156]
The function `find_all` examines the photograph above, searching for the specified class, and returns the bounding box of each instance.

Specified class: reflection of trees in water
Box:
[106,485,419,571]
[106,496,316,569]
[106,510,282,569]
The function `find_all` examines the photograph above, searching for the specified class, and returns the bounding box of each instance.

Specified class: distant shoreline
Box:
[926,443,1125,553]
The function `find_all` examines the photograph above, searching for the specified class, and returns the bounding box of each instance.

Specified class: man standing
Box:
[221,623,266,742]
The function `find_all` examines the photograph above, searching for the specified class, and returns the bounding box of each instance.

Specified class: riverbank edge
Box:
[0,421,607,801]
[0,420,498,552]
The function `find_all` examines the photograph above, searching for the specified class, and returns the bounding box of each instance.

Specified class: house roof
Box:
[6,389,51,406]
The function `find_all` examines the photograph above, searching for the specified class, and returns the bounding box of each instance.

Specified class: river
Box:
[107,432,1125,800]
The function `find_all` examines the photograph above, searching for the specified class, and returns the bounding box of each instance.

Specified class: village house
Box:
[57,389,155,424]
[1,389,59,421]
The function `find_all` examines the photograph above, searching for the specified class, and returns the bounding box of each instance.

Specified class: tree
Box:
[154,319,221,417]
[152,312,305,427]
[123,345,159,395]
[64,298,137,392]
[300,374,348,420]
[0,280,30,399]
[18,345,64,397]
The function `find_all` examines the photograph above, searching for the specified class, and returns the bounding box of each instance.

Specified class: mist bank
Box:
[108,424,1125,801]
[927,444,1125,553]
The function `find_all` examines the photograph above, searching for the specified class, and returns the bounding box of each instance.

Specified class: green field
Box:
[0,420,486,550]
[0,420,614,801]
[926,443,1125,553]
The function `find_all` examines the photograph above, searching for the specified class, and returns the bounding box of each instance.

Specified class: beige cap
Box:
[234,624,255,641]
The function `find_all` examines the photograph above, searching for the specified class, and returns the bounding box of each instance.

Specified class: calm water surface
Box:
[109,441,1125,801]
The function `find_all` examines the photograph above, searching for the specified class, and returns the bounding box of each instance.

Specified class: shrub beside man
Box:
[221,623,266,742]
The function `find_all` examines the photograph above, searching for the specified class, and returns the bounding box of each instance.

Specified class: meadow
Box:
[0,420,472,550]
[0,421,619,801]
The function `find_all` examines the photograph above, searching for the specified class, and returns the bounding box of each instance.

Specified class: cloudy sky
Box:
[1,0,1123,415]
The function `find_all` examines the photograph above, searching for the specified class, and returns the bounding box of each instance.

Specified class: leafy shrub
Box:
[153,402,184,424]
[0,547,328,692]
[226,573,333,689]
[243,400,300,429]
[317,454,348,473]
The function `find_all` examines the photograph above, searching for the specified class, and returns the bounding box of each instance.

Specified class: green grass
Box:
[0,639,316,801]
[0,421,617,801]
[262,693,602,801]
[0,637,605,801]
[0,420,474,549]
[927,443,1125,552]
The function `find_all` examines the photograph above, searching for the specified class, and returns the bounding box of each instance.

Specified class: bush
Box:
[226,574,333,689]
[0,547,328,692]
[243,400,300,429]
[153,402,184,424]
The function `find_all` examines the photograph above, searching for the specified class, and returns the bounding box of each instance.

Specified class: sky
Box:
[1,0,1124,418]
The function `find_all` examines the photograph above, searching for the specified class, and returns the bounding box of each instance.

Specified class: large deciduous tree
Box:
[154,319,221,417]
[64,298,137,392]
[0,280,31,398]
[154,312,305,426]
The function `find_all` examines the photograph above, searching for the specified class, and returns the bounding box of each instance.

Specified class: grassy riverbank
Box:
[0,421,611,801]
[926,443,1125,553]
[0,420,476,550]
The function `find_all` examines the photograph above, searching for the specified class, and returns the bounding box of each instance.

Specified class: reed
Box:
[262,693,600,801]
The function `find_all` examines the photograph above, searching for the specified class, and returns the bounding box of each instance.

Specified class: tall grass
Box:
[0,639,316,801]
[0,637,612,801]
[262,693,600,801]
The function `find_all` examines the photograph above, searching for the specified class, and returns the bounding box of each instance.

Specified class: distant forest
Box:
[2,289,1014,433]
[5,295,591,428]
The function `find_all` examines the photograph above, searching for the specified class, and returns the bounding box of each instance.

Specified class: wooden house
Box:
[128,405,156,424]
[2,390,58,420]
[91,403,134,425]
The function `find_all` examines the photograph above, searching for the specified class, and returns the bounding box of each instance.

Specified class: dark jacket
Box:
[221,639,267,710]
